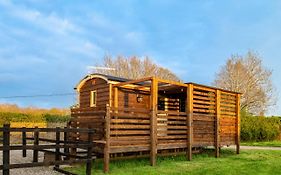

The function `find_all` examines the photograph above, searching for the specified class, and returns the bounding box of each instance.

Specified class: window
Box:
[90,90,97,107]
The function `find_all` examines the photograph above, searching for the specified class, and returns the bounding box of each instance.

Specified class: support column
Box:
[114,87,118,112]
[109,84,112,107]
[104,104,110,173]
[236,94,241,154]
[215,90,221,157]
[186,84,193,161]
[150,78,158,166]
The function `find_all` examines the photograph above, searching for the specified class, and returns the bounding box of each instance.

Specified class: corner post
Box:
[236,94,241,154]
[215,90,221,157]
[104,104,110,173]
[186,84,193,161]
[150,77,158,166]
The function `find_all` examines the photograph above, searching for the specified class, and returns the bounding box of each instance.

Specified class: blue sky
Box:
[0,0,281,115]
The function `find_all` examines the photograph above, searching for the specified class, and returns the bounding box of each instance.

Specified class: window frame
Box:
[90,90,97,107]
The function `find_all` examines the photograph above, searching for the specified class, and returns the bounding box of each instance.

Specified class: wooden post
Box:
[22,127,27,157]
[3,124,10,175]
[55,127,60,169]
[109,84,112,107]
[186,84,193,161]
[114,87,118,112]
[150,77,158,166]
[64,127,70,160]
[236,94,241,154]
[33,127,39,163]
[86,127,94,175]
[104,104,110,173]
[215,90,221,158]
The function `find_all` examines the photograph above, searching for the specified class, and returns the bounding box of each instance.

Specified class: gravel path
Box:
[0,150,61,175]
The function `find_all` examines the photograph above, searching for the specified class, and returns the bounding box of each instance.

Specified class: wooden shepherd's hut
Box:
[70,73,241,172]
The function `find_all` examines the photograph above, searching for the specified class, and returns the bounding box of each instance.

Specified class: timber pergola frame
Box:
[104,76,241,171]
[112,77,193,165]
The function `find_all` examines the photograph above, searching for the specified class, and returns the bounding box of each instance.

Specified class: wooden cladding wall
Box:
[220,92,237,145]
[157,111,187,148]
[110,108,151,153]
[70,107,106,141]
[79,78,109,108]
[191,84,238,147]
[114,88,150,110]
[192,85,216,146]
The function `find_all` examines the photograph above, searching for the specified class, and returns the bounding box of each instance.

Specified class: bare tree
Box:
[94,55,181,81]
[213,51,276,115]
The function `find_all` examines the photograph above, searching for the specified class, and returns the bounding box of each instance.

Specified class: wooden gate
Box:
[0,124,95,175]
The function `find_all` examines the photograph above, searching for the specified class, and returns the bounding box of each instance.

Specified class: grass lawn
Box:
[65,149,281,175]
[241,140,281,147]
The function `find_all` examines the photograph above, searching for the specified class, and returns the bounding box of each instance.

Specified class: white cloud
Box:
[70,40,104,58]
[1,1,79,35]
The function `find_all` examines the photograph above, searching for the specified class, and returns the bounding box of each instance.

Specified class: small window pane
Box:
[90,90,97,107]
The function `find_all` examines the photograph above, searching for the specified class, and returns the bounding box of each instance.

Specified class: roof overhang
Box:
[75,74,109,92]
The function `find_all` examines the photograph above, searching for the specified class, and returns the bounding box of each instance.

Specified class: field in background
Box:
[0,104,70,140]
[66,149,281,175]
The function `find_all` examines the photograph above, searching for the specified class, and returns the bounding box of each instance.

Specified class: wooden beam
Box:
[113,77,152,87]
[150,77,158,166]
[215,90,221,158]
[236,94,241,154]
[157,78,188,88]
[119,84,150,92]
[104,104,110,173]
[186,84,193,161]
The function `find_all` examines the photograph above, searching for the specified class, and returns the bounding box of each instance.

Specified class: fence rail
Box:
[0,124,95,175]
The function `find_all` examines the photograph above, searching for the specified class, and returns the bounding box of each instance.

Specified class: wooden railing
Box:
[0,124,95,175]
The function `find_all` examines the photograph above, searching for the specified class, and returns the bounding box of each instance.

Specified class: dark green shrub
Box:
[43,114,71,123]
[241,111,280,141]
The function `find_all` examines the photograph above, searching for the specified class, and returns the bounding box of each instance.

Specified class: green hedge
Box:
[43,114,71,123]
[241,111,281,141]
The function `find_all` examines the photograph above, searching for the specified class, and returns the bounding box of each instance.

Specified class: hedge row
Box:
[241,111,281,142]
[0,112,71,124]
